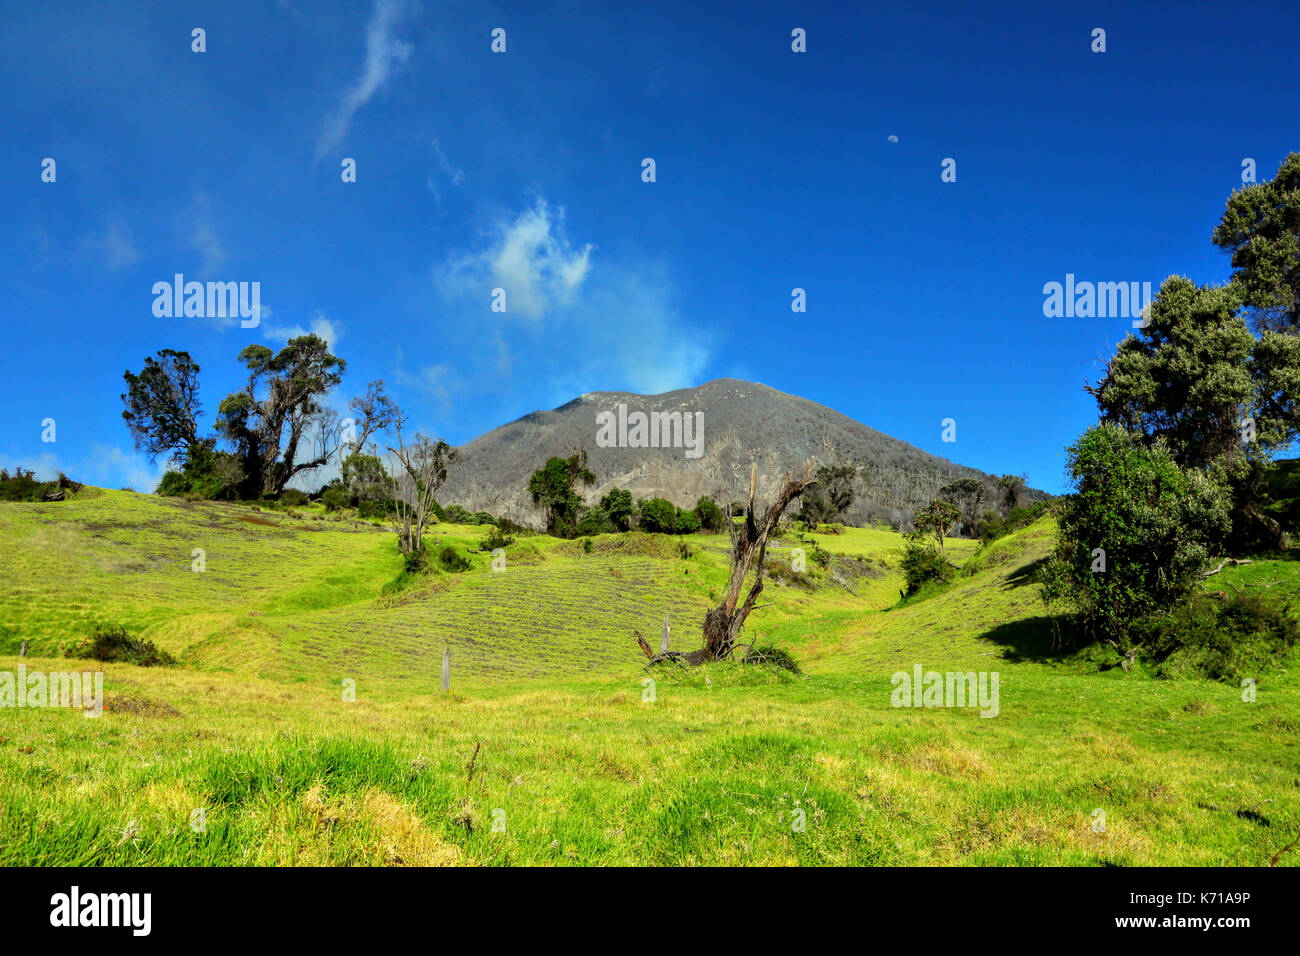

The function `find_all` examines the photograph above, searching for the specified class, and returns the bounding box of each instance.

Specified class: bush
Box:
[674,507,701,534]
[437,546,472,572]
[694,496,725,532]
[638,497,677,534]
[443,505,474,525]
[404,547,430,575]
[0,468,82,502]
[482,525,513,551]
[978,501,1049,542]
[156,440,242,500]
[358,499,394,520]
[1041,425,1231,645]
[1129,591,1300,680]
[71,625,177,667]
[900,541,955,596]
[576,507,612,536]
[497,515,531,537]
[321,484,350,512]
[766,558,811,587]
[279,488,309,508]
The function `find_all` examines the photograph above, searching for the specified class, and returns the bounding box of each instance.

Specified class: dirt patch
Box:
[102,694,181,717]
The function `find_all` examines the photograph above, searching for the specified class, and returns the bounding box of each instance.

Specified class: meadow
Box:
[0,489,1296,866]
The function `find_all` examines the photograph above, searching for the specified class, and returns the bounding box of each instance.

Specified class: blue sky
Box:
[2,0,1297,494]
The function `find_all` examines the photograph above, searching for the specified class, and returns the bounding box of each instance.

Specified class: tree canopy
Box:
[528,449,596,538]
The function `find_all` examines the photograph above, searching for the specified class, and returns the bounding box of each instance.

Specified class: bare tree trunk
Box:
[699,463,813,661]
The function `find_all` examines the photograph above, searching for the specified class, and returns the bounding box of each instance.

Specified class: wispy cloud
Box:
[425,138,466,204]
[438,198,592,319]
[262,309,343,346]
[187,195,227,278]
[433,196,710,397]
[317,0,414,158]
[79,221,140,271]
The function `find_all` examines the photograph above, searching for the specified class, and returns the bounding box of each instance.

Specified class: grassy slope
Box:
[0,490,1296,865]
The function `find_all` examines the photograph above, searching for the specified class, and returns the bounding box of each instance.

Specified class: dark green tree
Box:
[693,495,725,532]
[599,487,634,531]
[996,474,1026,511]
[216,335,346,497]
[637,497,677,534]
[527,449,596,538]
[911,499,960,551]
[1212,152,1300,333]
[797,464,856,524]
[121,349,204,464]
[938,477,985,537]
[1040,424,1231,645]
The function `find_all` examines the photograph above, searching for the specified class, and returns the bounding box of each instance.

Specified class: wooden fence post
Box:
[441,646,450,692]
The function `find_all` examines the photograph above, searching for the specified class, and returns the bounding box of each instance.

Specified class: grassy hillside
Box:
[0,490,1297,865]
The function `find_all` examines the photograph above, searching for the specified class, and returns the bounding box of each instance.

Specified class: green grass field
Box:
[1,489,1297,865]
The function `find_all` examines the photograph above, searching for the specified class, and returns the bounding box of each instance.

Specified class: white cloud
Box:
[425,138,466,204]
[433,196,710,397]
[317,0,414,158]
[262,310,343,346]
[79,221,139,271]
[187,195,228,278]
[439,198,593,319]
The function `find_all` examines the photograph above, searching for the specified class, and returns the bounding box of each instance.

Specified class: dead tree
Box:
[386,413,457,555]
[701,463,813,661]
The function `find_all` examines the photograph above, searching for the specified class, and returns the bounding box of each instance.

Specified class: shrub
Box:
[0,468,82,502]
[1041,424,1231,645]
[674,507,701,534]
[404,547,430,575]
[497,515,531,537]
[358,499,394,520]
[576,506,612,536]
[156,440,242,500]
[482,525,513,551]
[599,488,634,531]
[766,558,811,587]
[900,541,955,596]
[443,505,474,525]
[693,496,725,532]
[1132,591,1300,681]
[638,497,677,534]
[437,546,472,572]
[72,625,177,667]
[321,484,350,512]
[0,467,50,501]
[279,488,310,508]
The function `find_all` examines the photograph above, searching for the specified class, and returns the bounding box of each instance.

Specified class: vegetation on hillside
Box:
[1042,153,1300,676]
